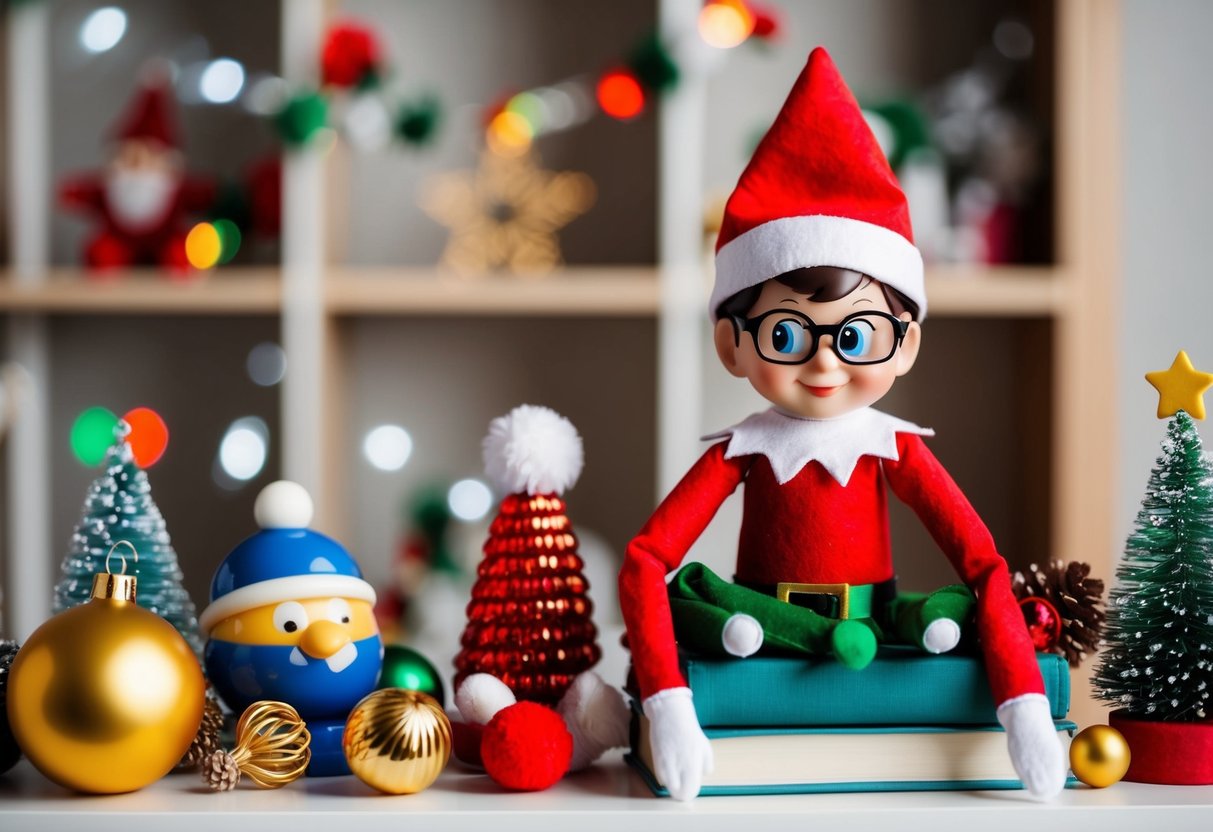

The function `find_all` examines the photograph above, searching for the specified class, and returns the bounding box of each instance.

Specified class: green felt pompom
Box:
[396,95,441,146]
[274,91,329,147]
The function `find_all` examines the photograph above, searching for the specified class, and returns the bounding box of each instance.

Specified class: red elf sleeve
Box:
[619,441,749,700]
[883,433,1044,705]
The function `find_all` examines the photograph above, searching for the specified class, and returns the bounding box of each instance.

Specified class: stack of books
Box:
[627,647,1076,795]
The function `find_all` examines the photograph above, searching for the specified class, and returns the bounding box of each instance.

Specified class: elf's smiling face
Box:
[714,274,921,420]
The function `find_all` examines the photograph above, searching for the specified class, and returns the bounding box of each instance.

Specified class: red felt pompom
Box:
[321,22,381,88]
[480,702,572,791]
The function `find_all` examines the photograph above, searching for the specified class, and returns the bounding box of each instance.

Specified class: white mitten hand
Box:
[642,687,713,801]
[997,693,1067,799]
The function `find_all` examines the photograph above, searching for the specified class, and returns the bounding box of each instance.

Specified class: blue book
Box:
[627,715,1079,796]
[679,648,1070,727]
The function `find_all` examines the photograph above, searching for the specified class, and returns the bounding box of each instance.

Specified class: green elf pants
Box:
[668,562,974,670]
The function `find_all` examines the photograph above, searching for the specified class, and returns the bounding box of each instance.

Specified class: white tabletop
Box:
[3,752,1213,832]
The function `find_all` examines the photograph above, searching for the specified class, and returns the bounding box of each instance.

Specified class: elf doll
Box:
[618,48,1066,801]
[60,77,214,273]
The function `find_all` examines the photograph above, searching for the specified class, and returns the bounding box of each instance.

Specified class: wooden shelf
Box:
[326,266,662,317]
[0,265,1069,319]
[0,269,281,315]
[925,265,1070,318]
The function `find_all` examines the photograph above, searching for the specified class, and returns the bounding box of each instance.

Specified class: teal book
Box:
[680,648,1070,727]
[627,714,1079,796]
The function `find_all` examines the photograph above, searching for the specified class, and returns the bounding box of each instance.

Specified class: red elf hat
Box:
[111,80,180,150]
[711,47,925,320]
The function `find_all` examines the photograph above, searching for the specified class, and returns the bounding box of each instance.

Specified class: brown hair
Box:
[716,267,918,332]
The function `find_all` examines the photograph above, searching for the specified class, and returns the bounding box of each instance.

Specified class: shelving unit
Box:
[3,0,1119,746]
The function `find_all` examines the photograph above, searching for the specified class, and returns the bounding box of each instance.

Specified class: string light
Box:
[596,70,645,120]
[698,1,756,49]
[218,417,269,482]
[246,342,287,387]
[363,425,414,472]
[123,407,169,468]
[449,479,493,522]
[486,110,534,157]
[80,7,127,54]
[70,407,119,466]
[199,58,246,104]
[185,222,222,270]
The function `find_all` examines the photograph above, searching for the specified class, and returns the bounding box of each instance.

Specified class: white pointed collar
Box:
[702,407,934,487]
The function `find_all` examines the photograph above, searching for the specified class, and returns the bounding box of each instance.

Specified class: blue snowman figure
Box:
[199,481,383,776]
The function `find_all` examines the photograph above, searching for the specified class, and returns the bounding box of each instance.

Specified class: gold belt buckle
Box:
[776,582,852,619]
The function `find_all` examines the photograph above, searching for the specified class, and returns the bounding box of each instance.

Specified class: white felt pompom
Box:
[456,673,517,726]
[482,404,584,496]
[254,480,314,529]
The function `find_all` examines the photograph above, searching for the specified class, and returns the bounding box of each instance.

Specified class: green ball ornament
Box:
[377,645,445,708]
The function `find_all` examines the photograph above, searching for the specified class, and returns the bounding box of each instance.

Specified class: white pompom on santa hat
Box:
[711,46,926,321]
[482,404,584,496]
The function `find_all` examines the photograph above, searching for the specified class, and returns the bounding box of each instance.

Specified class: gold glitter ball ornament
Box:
[7,563,205,793]
[344,688,451,794]
[1069,724,1131,788]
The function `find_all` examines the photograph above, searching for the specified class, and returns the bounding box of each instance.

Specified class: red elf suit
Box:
[618,47,1066,801]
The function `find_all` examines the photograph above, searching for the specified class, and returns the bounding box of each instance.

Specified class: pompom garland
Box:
[483,405,584,496]
[480,702,572,791]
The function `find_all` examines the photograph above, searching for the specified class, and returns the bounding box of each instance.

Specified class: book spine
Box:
[688,653,1070,727]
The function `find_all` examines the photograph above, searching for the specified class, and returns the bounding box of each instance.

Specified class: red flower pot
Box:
[1109,709,1213,784]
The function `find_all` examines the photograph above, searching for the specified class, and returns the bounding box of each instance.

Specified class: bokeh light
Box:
[596,70,645,120]
[505,92,547,134]
[486,110,534,157]
[199,58,246,104]
[80,7,128,54]
[185,222,222,270]
[122,407,169,468]
[218,417,269,482]
[212,218,242,264]
[698,1,756,49]
[448,478,494,522]
[246,342,287,387]
[70,406,119,466]
[363,425,414,472]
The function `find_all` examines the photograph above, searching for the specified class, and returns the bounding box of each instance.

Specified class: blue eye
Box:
[837,320,874,359]
[771,320,807,355]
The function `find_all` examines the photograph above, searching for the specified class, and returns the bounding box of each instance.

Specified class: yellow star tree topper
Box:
[1145,350,1213,420]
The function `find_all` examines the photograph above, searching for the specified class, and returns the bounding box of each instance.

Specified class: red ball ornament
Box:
[751,5,782,40]
[1019,596,1062,652]
[321,22,382,89]
[480,702,572,791]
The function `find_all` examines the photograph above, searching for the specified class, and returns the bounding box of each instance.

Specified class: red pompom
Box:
[451,720,485,769]
[480,702,572,791]
[321,22,381,88]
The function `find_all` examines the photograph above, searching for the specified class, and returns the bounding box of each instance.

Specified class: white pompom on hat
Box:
[483,405,584,496]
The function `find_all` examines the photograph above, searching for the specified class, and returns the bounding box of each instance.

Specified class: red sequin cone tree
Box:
[454,405,602,706]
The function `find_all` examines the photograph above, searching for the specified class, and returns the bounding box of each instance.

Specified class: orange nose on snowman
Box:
[300,619,352,660]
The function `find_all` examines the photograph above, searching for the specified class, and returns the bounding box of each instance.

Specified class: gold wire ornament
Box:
[203,701,311,791]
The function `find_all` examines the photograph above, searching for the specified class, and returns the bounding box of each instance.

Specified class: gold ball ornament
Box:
[7,566,205,793]
[1070,724,1131,788]
[344,688,451,794]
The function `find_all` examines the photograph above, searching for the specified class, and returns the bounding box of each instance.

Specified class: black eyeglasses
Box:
[732,309,909,366]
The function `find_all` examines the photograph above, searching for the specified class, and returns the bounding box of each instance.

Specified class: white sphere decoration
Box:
[482,404,583,496]
[254,480,314,529]
[455,673,517,726]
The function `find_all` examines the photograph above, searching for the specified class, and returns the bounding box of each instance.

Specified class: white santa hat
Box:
[711,47,926,321]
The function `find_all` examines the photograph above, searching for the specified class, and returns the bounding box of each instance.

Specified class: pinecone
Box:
[180,690,225,769]
[1012,560,1106,666]
[203,749,241,792]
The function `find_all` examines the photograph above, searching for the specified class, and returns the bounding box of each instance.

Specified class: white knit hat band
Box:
[711,215,926,321]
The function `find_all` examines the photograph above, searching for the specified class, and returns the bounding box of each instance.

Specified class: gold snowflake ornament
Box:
[421,150,596,276]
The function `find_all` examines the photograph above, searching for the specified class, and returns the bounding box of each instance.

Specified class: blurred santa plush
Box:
[60,76,214,274]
